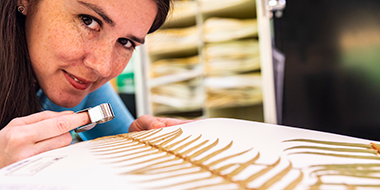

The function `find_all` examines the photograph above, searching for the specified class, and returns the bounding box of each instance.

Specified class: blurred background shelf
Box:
[133,0,276,123]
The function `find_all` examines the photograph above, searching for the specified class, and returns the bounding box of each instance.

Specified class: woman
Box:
[0,0,190,168]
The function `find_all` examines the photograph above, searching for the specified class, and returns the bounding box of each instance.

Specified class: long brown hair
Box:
[0,0,171,129]
[0,0,40,129]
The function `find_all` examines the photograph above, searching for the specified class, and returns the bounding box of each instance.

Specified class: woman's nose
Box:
[83,39,114,78]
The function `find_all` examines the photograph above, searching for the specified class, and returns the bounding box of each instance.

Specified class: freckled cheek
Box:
[110,54,133,78]
[49,26,85,62]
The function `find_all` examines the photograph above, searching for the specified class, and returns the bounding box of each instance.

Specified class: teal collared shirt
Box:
[38,82,134,141]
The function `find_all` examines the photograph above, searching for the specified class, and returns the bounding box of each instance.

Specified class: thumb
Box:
[129,115,166,132]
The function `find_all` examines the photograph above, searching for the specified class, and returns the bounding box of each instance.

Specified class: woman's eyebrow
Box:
[78,1,114,27]
[128,35,145,44]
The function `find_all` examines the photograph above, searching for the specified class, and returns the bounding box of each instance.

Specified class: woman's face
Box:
[24,0,157,107]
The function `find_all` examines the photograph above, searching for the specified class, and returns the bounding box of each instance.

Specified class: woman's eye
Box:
[118,38,135,49]
[80,15,100,31]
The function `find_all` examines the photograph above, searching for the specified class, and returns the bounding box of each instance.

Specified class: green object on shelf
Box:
[117,72,135,93]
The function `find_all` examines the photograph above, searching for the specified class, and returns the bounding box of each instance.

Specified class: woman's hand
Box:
[129,115,195,132]
[0,111,90,168]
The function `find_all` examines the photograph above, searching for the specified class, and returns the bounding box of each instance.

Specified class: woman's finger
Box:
[34,132,73,154]
[158,118,196,127]
[27,112,90,142]
[129,115,197,132]
[8,111,74,126]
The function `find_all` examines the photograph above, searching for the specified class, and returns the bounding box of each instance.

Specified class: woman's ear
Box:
[17,0,31,15]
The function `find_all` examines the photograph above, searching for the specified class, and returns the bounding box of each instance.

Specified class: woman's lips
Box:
[63,70,92,90]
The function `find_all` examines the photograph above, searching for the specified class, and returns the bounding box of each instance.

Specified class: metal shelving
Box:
[135,0,277,123]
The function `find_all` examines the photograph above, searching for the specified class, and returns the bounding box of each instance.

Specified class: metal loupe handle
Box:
[74,103,115,133]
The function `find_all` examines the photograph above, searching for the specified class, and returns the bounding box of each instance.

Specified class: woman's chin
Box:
[49,96,85,108]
